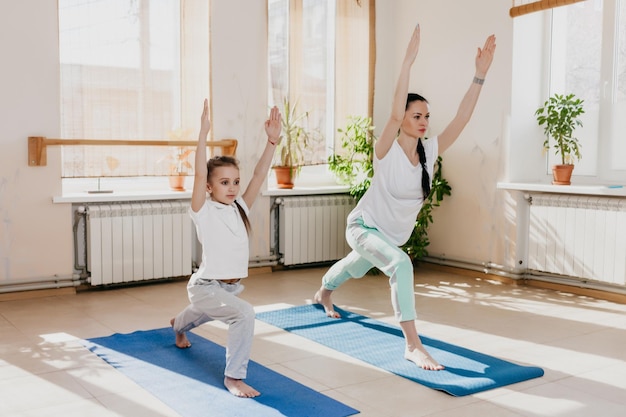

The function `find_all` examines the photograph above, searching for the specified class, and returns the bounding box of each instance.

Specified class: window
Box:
[267,0,374,166]
[58,0,209,178]
[547,0,626,180]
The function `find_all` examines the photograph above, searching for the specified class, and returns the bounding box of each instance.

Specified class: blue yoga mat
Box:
[256,305,544,396]
[83,328,359,417]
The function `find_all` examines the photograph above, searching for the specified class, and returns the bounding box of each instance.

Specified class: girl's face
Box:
[402,100,430,139]
[207,165,241,205]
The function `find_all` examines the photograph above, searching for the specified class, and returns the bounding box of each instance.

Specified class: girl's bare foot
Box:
[313,288,340,318]
[170,318,191,348]
[404,346,444,371]
[224,377,260,398]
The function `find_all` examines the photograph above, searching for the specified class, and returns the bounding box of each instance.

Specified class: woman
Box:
[314,24,496,371]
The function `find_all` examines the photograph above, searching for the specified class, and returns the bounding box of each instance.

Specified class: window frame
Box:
[544,0,626,182]
[267,0,375,170]
[58,0,210,180]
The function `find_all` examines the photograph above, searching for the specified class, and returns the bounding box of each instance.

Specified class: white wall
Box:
[1,0,524,288]
[209,0,272,260]
[374,0,519,270]
[0,1,72,284]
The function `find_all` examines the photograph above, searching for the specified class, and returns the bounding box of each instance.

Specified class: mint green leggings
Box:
[322,217,416,322]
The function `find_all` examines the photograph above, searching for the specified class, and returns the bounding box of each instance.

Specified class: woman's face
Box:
[402,100,430,139]
[207,165,240,205]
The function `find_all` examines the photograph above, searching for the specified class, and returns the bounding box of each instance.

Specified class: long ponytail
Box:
[417,138,430,200]
[234,200,251,234]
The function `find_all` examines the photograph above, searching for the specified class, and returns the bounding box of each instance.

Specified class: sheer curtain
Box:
[335,0,375,149]
[58,0,210,178]
[268,0,375,165]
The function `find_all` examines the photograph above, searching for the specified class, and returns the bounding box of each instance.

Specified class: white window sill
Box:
[54,177,192,203]
[264,164,351,196]
[54,166,351,203]
[53,190,192,204]
[263,185,351,197]
[497,182,626,197]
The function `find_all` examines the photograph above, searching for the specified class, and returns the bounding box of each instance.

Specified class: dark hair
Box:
[207,155,251,233]
[406,93,428,108]
[405,94,431,199]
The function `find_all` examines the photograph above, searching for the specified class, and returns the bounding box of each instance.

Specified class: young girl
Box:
[171,99,281,398]
[314,24,496,371]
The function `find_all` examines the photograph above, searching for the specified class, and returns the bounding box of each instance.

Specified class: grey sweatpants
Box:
[173,278,255,380]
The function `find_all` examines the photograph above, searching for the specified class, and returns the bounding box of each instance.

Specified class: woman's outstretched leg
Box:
[313,286,340,318]
[315,249,373,318]
[399,320,444,370]
[346,219,443,371]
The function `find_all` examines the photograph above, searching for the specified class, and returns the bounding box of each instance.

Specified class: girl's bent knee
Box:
[241,303,255,321]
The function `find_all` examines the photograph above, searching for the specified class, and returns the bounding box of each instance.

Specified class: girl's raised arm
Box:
[191,99,211,212]
[242,106,282,209]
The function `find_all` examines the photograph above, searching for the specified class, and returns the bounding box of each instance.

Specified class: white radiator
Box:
[84,201,192,285]
[528,194,626,285]
[278,195,356,266]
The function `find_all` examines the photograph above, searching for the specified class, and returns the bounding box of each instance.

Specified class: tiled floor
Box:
[1,265,625,417]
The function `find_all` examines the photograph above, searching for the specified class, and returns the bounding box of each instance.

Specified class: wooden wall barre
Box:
[509,0,586,18]
[27,136,238,167]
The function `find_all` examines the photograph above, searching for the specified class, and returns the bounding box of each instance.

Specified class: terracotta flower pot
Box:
[552,164,574,185]
[273,166,297,189]
[168,174,187,191]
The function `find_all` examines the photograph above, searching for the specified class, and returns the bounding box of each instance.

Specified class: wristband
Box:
[473,76,485,85]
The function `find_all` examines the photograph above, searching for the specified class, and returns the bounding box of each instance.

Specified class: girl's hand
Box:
[475,34,496,78]
[265,105,282,145]
[200,98,211,135]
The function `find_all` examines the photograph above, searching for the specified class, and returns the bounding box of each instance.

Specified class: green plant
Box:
[535,93,585,165]
[329,116,451,261]
[274,98,312,168]
[328,115,375,200]
[402,156,451,261]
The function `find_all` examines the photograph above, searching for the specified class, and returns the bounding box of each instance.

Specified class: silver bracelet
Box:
[473,76,485,85]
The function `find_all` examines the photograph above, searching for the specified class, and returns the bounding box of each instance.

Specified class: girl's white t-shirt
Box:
[347,137,439,246]
[190,197,249,280]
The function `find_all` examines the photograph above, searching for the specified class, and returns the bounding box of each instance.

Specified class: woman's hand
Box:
[265,105,282,145]
[475,34,496,78]
[404,23,421,66]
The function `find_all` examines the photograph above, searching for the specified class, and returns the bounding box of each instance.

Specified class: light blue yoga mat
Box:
[256,304,544,396]
[83,328,359,417]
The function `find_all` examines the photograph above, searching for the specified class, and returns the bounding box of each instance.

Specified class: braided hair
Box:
[406,93,431,200]
[207,155,251,233]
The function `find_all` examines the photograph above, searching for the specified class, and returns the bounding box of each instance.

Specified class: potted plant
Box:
[328,115,375,200]
[535,93,585,185]
[272,98,312,189]
[162,128,194,191]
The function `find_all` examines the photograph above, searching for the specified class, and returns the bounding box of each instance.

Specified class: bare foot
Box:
[170,318,191,348]
[404,346,444,371]
[224,376,260,398]
[314,288,341,318]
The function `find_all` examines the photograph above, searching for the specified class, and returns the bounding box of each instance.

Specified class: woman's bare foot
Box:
[404,346,444,371]
[170,318,191,348]
[314,288,340,318]
[224,376,260,398]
